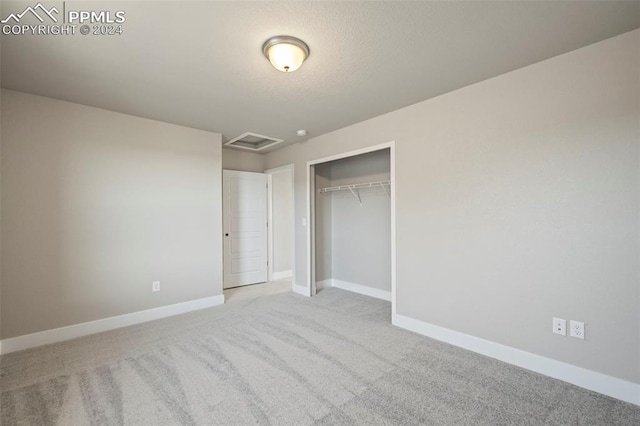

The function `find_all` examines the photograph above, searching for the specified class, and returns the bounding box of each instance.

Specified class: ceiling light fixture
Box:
[262,35,309,73]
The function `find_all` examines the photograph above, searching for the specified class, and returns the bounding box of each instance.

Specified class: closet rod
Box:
[318,180,391,194]
[318,180,391,206]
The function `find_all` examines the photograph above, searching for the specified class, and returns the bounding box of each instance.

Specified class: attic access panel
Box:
[224,132,283,151]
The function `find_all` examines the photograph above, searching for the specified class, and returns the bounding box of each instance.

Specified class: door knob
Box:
[225,233,229,237]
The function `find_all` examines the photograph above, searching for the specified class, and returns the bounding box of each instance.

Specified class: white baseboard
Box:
[291,284,309,297]
[317,279,392,302]
[271,270,293,281]
[0,295,225,355]
[392,313,640,406]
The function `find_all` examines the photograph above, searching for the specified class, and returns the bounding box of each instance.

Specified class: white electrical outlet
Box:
[552,318,566,336]
[570,320,585,339]
[152,281,160,292]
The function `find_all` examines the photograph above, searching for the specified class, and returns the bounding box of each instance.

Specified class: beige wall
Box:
[265,30,640,383]
[222,148,265,173]
[1,90,223,339]
[271,169,293,273]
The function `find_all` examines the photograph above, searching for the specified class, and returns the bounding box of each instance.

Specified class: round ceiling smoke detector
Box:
[262,36,310,73]
[296,129,308,137]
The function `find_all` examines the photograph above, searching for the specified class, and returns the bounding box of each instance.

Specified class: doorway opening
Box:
[222,170,268,289]
[222,165,295,301]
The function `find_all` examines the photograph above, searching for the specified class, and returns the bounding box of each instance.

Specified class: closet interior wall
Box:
[315,149,391,294]
[315,163,333,284]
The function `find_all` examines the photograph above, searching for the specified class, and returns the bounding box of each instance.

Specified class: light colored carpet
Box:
[223,278,291,304]
[1,287,638,425]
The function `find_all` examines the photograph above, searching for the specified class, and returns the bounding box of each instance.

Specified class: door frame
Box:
[306,141,397,316]
[265,163,295,283]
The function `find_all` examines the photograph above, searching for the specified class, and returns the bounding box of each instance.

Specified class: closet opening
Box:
[307,142,396,316]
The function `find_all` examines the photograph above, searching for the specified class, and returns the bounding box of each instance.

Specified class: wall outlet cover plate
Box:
[553,317,566,336]
[569,320,585,339]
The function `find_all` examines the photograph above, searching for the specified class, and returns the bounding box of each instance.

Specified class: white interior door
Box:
[223,170,268,289]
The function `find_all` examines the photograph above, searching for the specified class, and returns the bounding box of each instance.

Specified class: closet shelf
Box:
[318,180,391,206]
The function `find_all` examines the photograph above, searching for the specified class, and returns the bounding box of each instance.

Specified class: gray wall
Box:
[1,90,223,339]
[271,169,293,273]
[314,164,333,283]
[327,150,391,291]
[222,148,265,173]
[265,31,640,383]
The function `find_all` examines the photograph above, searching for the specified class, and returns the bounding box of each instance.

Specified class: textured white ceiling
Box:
[2,1,638,153]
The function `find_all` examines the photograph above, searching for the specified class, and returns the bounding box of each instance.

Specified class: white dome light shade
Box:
[267,43,306,72]
[262,36,309,73]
